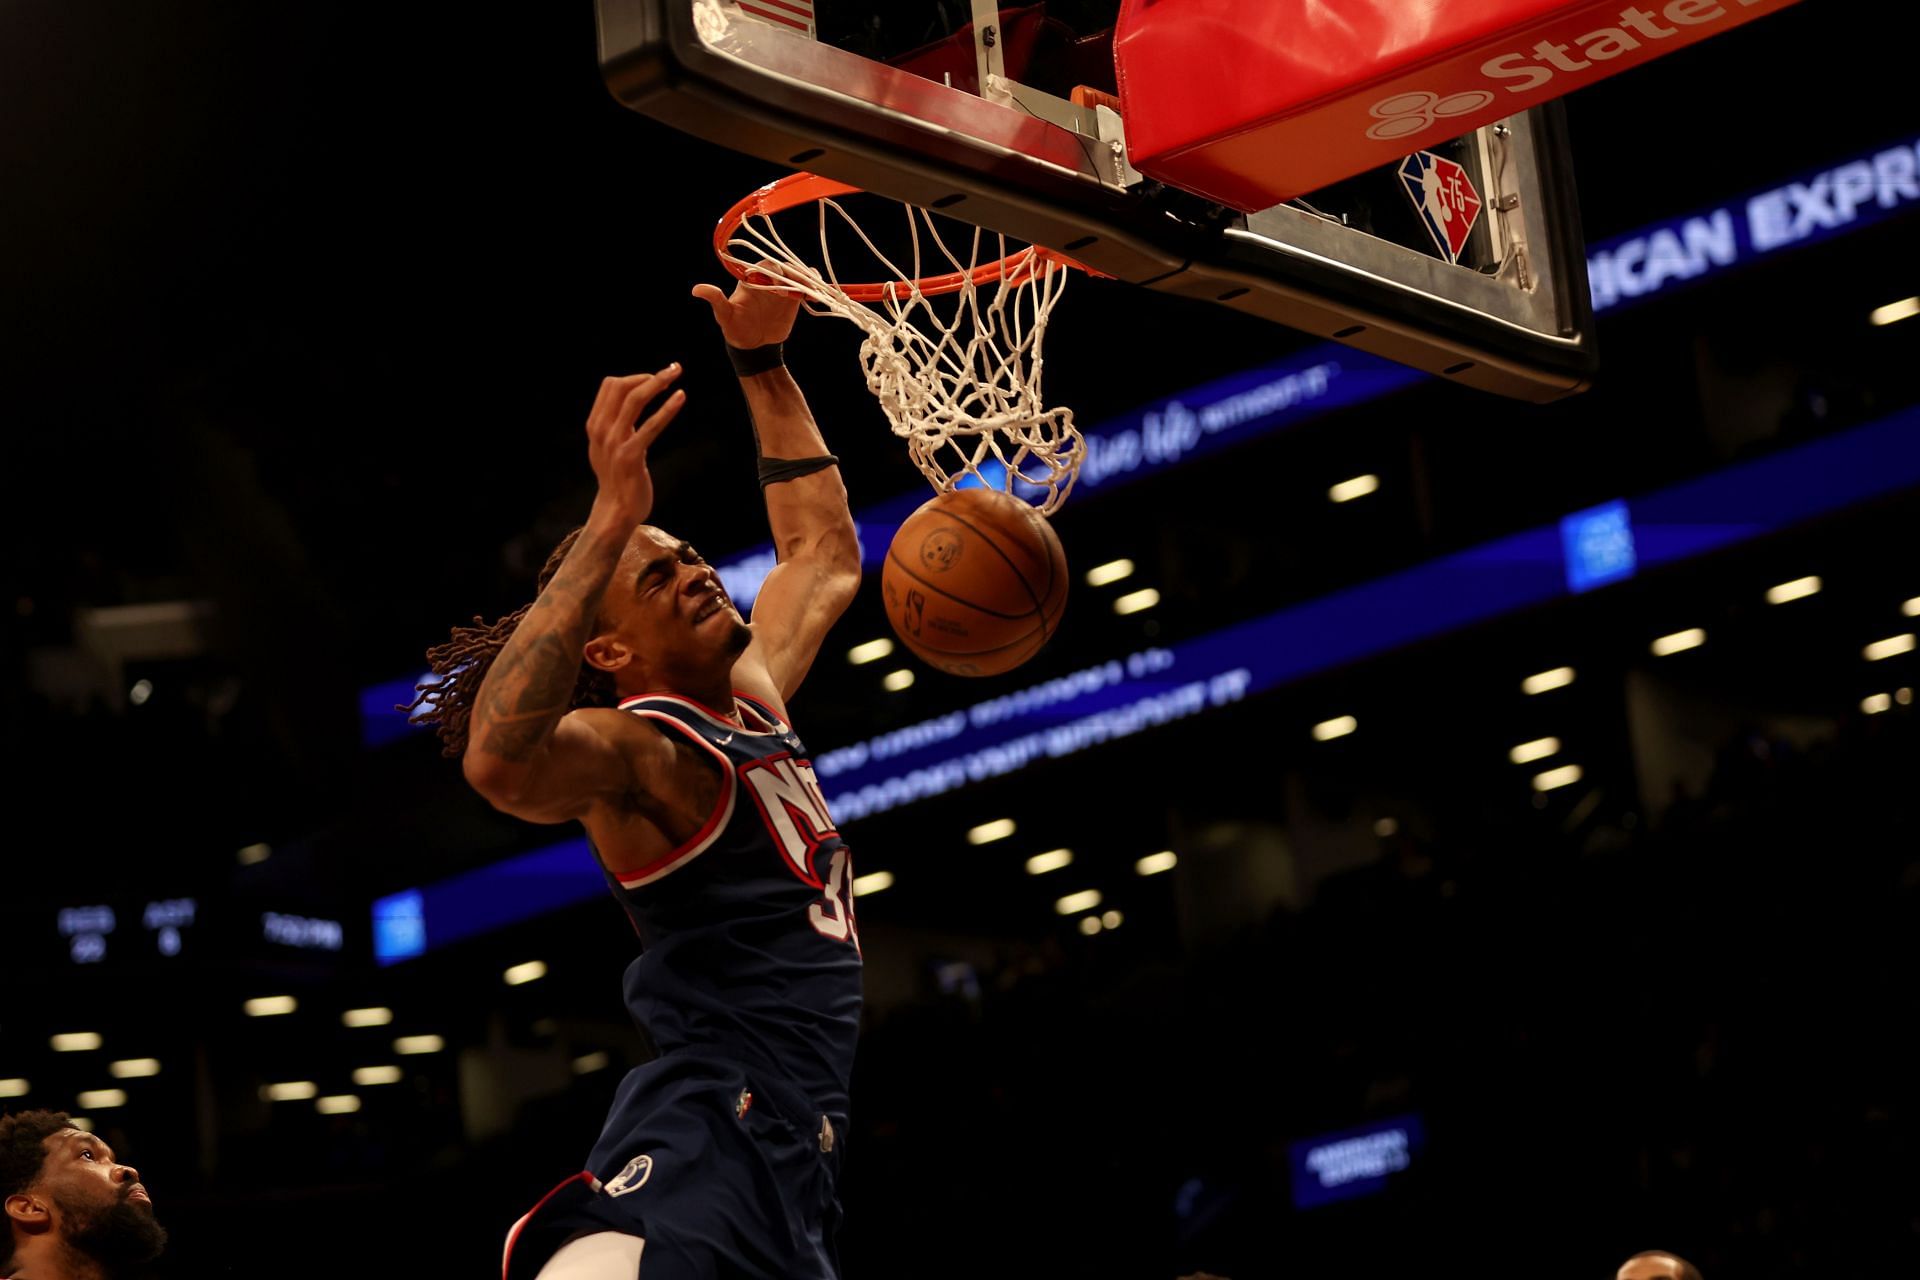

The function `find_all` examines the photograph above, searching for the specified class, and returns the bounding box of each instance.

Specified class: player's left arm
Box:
[692,274,861,715]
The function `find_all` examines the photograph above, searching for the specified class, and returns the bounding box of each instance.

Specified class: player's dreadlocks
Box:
[405,526,619,758]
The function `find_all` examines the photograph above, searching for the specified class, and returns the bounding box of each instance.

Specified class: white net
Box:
[720,189,1085,515]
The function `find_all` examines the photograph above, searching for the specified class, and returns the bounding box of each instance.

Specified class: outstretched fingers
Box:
[628,385,687,454]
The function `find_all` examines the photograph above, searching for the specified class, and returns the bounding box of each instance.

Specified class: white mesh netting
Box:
[721,190,1085,514]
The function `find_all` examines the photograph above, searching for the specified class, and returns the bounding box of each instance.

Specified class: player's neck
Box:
[9,1241,114,1280]
[626,670,742,725]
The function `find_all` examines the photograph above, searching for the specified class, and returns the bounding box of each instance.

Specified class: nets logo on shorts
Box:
[1398,150,1483,265]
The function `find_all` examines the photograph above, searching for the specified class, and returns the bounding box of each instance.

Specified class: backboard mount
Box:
[596,0,1597,401]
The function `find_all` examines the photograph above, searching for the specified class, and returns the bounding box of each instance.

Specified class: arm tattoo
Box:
[470,532,622,765]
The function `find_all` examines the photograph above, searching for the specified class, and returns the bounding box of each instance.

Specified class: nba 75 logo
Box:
[1398,150,1482,265]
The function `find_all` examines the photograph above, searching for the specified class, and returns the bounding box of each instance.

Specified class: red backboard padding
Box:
[1114,0,1800,210]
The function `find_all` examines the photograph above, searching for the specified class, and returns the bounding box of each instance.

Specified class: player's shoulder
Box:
[564,705,672,755]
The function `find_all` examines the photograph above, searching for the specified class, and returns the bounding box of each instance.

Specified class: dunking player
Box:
[413,276,862,1279]
[1,1110,167,1280]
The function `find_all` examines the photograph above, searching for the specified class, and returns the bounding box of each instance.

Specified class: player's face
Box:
[611,525,752,673]
[34,1129,166,1264]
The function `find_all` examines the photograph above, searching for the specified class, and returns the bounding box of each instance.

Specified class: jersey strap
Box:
[607,709,738,889]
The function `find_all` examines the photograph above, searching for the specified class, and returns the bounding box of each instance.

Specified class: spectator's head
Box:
[1617,1250,1703,1280]
[2,1110,167,1277]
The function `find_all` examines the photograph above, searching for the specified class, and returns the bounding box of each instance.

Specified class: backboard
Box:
[596,1,1598,401]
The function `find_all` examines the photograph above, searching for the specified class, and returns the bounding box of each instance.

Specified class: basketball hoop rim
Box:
[714,172,1101,302]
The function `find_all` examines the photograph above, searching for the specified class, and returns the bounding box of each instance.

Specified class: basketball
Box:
[880,488,1069,677]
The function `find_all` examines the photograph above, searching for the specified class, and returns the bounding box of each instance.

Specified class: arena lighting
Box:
[67,1118,93,1133]
[393,1035,445,1055]
[572,1052,611,1075]
[1055,889,1102,915]
[263,1081,318,1102]
[1870,296,1920,327]
[1532,764,1584,792]
[1372,818,1399,837]
[50,1033,101,1052]
[0,1080,28,1098]
[1865,634,1917,661]
[851,870,894,897]
[1135,851,1177,875]
[352,1066,403,1086]
[107,1059,160,1079]
[75,1090,125,1110]
[1522,667,1576,695]
[846,637,894,665]
[1085,558,1135,587]
[237,842,272,866]
[1078,916,1103,936]
[1651,628,1707,656]
[1903,597,1919,617]
[967,818,1016,845]
[1113,587,1160,615]
[1861,693,1892,714]
[315,1095,361,1115]
[1765,575,1822,604]
[882,669,915,692]
[1101,910,1123,929]
[1025,849,1074,875]
[1900,688,1914,705]
[503,960,547,986]
[127,680,152,706]
[1328,474,1380,503]
[1509,736,1560,764]
[1312,715,1357,741]
[244,995,297,1017]
[342,1007,393,1028]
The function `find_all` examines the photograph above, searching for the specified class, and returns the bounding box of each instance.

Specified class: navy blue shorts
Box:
[503,1054,845,1280]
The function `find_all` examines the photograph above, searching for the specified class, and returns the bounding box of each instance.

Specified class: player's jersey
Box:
[596,690,863,1120]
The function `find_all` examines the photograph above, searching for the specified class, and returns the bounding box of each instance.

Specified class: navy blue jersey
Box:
[597,690,863,1119]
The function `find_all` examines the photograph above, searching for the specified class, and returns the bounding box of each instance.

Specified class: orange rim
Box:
[714,172,1099,302]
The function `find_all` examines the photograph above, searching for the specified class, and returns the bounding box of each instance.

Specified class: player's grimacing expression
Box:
[595,525,751,678]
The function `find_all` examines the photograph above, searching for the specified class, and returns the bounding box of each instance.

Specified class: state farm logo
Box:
[1366,90,1495,142]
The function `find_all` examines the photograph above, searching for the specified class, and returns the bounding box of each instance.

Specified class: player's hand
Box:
[585,363,685,527]
[691,267,803,351]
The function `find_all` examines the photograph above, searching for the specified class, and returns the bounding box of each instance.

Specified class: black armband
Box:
[727,341,786,378]
[757,454,840,488]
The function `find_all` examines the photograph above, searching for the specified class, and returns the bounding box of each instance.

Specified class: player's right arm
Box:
[461,365,686,823]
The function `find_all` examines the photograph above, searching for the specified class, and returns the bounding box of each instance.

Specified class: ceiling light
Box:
[1134,851,1177,876]
[503,960,547,986]
[315,1095,361,1115]
[393,1035,444,1056]
[1024,849,1073,875]
[1085,558,1134,587]
[1101,910,1123,929]
[882,669,915,692]
[572,1052,611,1075]
[76,1089,126,1110]
[352,1066,403,1086]
[1862,693,1892,714]
[1765,575,1821,604]
[0,1080,28,1098]
[1869,296,1920,326]
[1509,736,1560,764]
[1328,474,1380,503]
[1532,764,1583,792]
[1078,916,1103,936]
[263,1081,317,1102]
[50,1033,102,1053]
[342,1007,393,1028]
[1522,666,1575,695]
[1055,889,1102,915]
[851,870,894,896]
[846,637,894,665]
[244,995,297,1017]
[237,843,272,866]
[1650,628,1706,656]
[1312,715,1357,741]
[1864,633,1916,661]
[1113,587,1160,615]
[108,1059,160,1079]
[967,818,1015,845]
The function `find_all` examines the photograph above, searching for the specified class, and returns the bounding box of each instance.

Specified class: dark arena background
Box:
[4,2,1919,1276]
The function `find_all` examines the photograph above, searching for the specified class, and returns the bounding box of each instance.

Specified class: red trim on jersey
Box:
[737,750,837,889]
[733,689,792,734]
[609,710,738,888]
[501,1170,599,1280]
[618,691,784,736]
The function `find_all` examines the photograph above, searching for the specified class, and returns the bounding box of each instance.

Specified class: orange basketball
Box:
[880,488,1069,677]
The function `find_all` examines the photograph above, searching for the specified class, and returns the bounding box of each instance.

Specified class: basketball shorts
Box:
[502,1053,846,1280]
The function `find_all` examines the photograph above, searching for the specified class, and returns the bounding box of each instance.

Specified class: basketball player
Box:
[413,274,863,1280]
[1,1110,166,1280]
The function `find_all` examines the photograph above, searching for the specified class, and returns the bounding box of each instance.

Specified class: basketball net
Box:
[719,180,1087,515]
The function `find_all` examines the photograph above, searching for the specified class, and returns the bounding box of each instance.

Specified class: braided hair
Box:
[404,526,619,758]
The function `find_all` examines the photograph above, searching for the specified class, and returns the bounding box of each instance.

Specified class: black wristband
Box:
[757,454,840,488]
[728,342,786,378]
